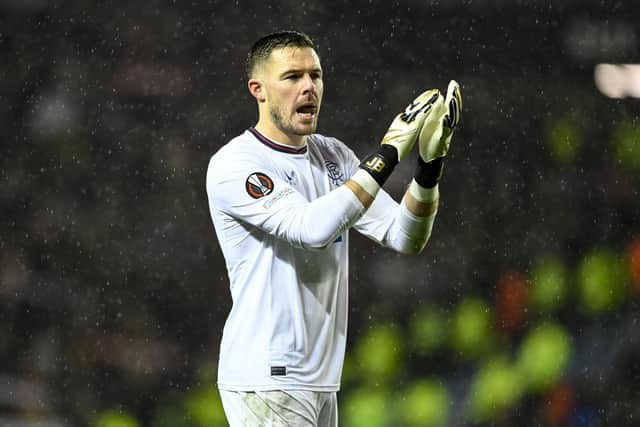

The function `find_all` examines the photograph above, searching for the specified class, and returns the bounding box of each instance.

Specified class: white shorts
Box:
[219,389,338,427]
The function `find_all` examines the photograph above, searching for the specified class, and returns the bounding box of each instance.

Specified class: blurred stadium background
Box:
[2,0,640,426]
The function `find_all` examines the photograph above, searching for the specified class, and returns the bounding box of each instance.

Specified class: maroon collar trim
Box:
[248,127,308,155]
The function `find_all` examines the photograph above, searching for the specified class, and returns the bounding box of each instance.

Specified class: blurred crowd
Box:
[1,1,639,426]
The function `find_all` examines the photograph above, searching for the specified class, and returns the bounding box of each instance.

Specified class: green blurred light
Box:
[93,410,141,427]
[530,255,569,313]
[451,297,493,360]
[468,356,523,423]
[151,402,195,427]
[341,388,393,427]
[341,353,357,386]
[613,119,640,173]
[516,322,571,393]
[183,386,227,427]
[355,324,404,384]
[546,114,584,163]
[409,305,448,356]
[577,248,628,314]
[400,379,450,427]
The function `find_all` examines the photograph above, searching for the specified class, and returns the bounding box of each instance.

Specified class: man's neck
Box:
[254,121,307,147]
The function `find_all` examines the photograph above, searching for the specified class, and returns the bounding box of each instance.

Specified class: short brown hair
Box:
[246,30,317,78]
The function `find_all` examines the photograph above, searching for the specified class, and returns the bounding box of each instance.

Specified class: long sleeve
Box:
[354,188,437,254]
[207,155,366,250]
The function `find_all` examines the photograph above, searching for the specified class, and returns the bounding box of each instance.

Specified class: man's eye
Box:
[286,75,299,80]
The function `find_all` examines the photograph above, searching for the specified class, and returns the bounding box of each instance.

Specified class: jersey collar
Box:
[248,127,308,155]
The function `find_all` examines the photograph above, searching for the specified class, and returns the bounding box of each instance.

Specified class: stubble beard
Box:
[269,106,317,137]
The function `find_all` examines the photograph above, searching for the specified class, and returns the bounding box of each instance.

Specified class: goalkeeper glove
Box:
[413,80,462,191]
[418,80,462,163]
[352,89,443,197]
[381,88,443,161]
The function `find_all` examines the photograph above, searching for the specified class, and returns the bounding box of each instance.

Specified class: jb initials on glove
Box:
[381,88,443,161]
[350,89,444,198]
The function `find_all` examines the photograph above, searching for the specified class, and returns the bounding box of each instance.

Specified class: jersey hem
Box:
[217,382,340,392]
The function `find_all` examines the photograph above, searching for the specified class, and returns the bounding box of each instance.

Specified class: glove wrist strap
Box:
[414,156,444,188]
[359,144,399,187]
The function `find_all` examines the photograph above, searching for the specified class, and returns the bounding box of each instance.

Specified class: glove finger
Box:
[400,89,441,124]
[415,88,441,105]
[447,80,462,109]
[448,98,459,128]
[444,80,462,129]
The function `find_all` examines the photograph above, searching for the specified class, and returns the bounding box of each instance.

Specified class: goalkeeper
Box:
[205,30,462,427]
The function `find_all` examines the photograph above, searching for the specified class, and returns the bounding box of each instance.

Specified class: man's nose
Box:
[301,74,317,94]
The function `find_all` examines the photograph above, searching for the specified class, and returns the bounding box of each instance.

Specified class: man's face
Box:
[257,46,324,137]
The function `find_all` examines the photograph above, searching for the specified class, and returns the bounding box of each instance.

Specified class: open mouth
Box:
[296,103,317,119]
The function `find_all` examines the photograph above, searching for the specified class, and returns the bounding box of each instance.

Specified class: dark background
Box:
[2,1,639,426]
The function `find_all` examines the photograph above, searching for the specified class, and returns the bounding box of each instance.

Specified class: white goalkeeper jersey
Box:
[206,127,436,392]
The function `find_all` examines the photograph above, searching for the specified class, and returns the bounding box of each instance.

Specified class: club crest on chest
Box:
[325,161,344,186]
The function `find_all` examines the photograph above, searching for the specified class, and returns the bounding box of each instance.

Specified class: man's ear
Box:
[248,78,266,102]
